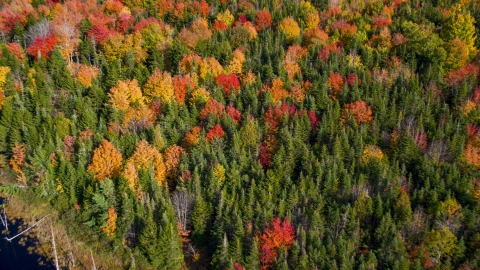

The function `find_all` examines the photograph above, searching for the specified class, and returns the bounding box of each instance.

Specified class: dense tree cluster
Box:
[1,0,480,269]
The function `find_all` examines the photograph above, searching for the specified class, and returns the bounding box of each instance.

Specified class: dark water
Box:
[0,198,53,270]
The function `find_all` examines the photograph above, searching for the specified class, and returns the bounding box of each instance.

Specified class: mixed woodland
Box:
[1,0,480,269]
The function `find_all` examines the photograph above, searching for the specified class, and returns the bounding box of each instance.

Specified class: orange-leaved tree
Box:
[164,144,185,180]
[199,98,225,121]
[88,140,123,181]
[328,71,344,99]
[255,9,272,30]
[101,207,118,236]
[10,142,26,182]
[183,126,202,149]
[173,74,196,104]
[341,100,373,124]
[128,140,166,185]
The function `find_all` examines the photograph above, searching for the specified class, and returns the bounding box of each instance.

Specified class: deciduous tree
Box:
[88,140,123,181]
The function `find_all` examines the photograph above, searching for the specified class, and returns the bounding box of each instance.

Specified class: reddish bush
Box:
[413,131,428,152]
[372,15,391,29]
[471,86,480,105]
[226,104,242,124]
[213,20,228,32]
[199,99,225,120]
[264,103,288,133]
[468,123,479,137]
[344,73,361,87]
[308,110,319,130]
[255,9,272,30]
[63,136,75,160]
[259,142,271,170]
[258,217,295,268]
[173,75,195,104]
[318,43,340,62]
[133,18,160,32]
[117,13,134,33]
[206,124,225,142]
[191,0,210,17]
[87,24,115,44]
[445,64,479,87]
[7,42,25,61]
[216,73,241,96]
[27,33,59,60]
[328,71,344,99]
[341,100,373,124]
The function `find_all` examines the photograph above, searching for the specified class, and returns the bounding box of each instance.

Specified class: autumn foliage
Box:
[445,64,479,87]
[226,104,242,124]
[255,9,272,30]
[88,140,123,181]
[10,142,26,182]
[164,144,185,180]
[0,66,10,109]
[108,79,144,111]
[258,217,295,268]
[328,71,344,99]
[144,69,174,104]
[278,17,301,42]
[101,207,118,236]
[173,75,195,104]
[341,100,373,124]
[464,135,480,168]
[183,126,202,149]
[215,73,240,96]
[199,99,224,121]
[178,19,212,49]
[27,33,59,60]
[128,140,166,185]
[206,124,225,142]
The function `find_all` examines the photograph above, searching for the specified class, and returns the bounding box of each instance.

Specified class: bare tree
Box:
[171,190,194,232]
[427,140,449,163]
[25,20,52,45]
[50,223,59,270]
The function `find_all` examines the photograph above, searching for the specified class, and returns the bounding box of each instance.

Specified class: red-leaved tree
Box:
[27,33,59,60]
[199,99,225,120]
[226,104,242,124]
[206,124,225,142]
[215,73,240,96]
[258,217,295,269]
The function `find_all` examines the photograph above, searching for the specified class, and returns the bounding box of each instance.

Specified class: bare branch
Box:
[4,215,49,242]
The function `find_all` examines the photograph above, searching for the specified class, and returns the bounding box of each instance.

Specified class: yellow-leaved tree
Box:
[143,69,174,104]
[278,17,301,43]
[88,140,123,181]
[108,79,144,111]
[0,66,11,109]
[441,7,477,61]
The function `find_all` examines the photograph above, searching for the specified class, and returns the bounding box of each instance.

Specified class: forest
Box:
[1,0,480,269]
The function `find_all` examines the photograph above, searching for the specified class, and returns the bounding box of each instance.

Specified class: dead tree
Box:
[4,215,48,242]
[50,223,59,270]
[171,190,194,233]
